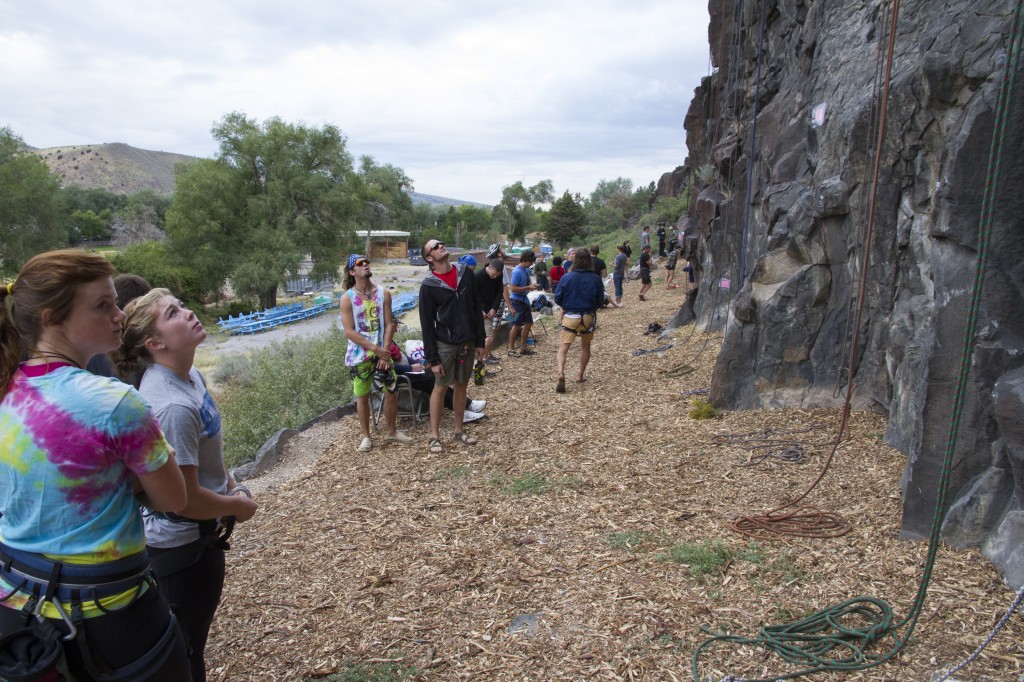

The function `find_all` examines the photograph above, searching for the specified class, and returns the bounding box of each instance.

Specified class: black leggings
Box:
[147,545,225,682]
[0,586,192,681]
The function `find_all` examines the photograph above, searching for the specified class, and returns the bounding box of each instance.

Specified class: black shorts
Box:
[640,269,652,284]
[510,299,533,326]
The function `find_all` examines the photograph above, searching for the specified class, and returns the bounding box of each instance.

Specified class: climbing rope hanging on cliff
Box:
[736,0,768,293]
[730,0,904,542]
[694,1,1024,679]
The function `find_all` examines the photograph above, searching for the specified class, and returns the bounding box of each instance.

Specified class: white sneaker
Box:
[469,399,487,412]
[462,410,486,423]
[357,436,372,452]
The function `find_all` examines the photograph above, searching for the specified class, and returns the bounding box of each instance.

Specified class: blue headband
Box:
[347,254,365,270]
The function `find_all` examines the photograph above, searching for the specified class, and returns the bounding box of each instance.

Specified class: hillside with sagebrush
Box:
[32,142,196,195]
[30,142,490,206]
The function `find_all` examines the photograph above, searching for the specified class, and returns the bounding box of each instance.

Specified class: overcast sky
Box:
[1,1,710,205]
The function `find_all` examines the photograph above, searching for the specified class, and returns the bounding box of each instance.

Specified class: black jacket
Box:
[418,263,486,365]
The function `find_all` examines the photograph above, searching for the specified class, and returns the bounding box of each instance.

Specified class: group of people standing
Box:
[0,250,257,681]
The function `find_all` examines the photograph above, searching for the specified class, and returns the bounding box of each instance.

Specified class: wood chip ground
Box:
[207,278,1023,681]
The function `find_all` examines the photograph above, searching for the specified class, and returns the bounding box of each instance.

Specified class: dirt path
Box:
[206,270,1022,681]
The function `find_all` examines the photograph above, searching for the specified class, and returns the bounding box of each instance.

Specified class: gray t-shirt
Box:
[140,364,227,547]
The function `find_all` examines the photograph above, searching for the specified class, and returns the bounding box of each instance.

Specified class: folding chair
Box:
[369,374,427,428]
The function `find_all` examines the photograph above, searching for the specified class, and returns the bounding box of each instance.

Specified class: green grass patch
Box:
[488,472,582,496]
[307,657,415,682]
[216,327,353,468]
[606,531,652,552]
[432,466,471,481]
[662,539,733,580]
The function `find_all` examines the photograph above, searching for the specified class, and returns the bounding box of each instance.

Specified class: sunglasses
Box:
[353,259,369,267]
[429,242,445,252]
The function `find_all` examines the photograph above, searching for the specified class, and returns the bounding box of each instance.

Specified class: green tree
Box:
[586,177,635,235]
[112,189,171,246]
[68,209,112,242]
[110,241,202,304]
[355,156,414,231]
[0,128,66,275]
[544,191,588,246]
[494,180,553,243]
[166,113,360,307]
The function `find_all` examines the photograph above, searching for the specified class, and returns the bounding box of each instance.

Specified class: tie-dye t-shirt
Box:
[0,363,173,563]
[343,286,386,366]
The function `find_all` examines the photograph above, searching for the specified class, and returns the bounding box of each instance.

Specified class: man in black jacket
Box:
[418,238,486,453]
[476,258,506,365]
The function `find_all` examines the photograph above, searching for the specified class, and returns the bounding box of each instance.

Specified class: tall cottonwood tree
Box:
[494,179,554,242]
[0,128,65,276]
[166,113,360,306]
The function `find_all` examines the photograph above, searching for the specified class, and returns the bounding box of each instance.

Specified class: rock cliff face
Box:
[670,0,1024,585]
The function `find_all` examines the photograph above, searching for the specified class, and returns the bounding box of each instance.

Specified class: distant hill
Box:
[407,191,491,209]
[32,143,196,195]
[29,142,491,207]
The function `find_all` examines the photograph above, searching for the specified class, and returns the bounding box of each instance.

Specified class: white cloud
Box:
[0,0,709,204]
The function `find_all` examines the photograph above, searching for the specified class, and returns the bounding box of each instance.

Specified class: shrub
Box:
[217,327,352,467]
[689,398,718,420]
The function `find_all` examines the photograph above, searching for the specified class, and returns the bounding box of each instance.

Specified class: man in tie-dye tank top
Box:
[339,254,413,452]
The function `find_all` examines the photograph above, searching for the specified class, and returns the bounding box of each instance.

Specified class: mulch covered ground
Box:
[207,276,1023,681]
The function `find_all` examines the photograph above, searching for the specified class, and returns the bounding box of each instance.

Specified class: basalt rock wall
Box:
[668,0,1024,585]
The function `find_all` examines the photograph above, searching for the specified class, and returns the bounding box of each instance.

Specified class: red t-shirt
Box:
[433,267,458,289]
[549,265,565,286]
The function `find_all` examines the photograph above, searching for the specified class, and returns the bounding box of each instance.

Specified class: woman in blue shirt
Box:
[553,249,606,393]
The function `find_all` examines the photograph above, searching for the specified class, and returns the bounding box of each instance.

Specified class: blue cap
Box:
[347,254,365,270]
[458,254,477,267]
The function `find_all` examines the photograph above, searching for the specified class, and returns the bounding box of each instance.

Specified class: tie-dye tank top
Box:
[344,286,386,366]
[0,363,173,563]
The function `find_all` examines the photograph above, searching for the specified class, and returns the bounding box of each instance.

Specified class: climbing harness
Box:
[0,544,182,681]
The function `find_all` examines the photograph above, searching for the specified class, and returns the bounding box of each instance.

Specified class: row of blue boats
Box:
[217,291,420,335]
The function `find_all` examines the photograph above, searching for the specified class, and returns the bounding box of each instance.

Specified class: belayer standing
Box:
[0,249,192,681]
[115,288,260,682]
[339,254,414,452]
[418,239,486,454]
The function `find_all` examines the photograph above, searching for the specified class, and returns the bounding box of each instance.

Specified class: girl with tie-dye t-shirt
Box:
[0,250,191,680]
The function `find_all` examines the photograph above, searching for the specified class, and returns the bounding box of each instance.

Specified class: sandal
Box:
[452,432,478,445]
[507,349,521,357]
[427,437,443,454]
